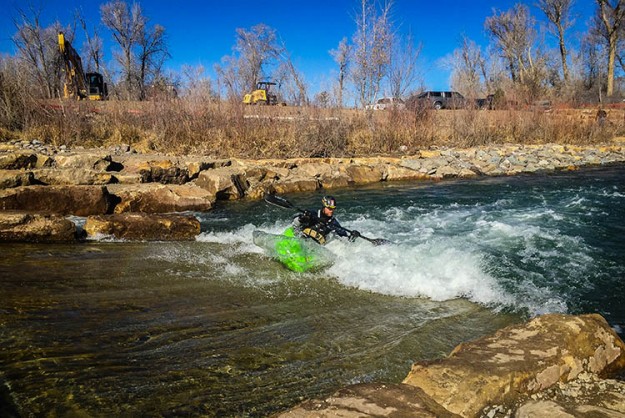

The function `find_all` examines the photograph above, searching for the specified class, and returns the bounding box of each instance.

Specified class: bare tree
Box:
[593,0,625,96]
[537,0,574,83]
[12,5,66,99]
[351,0,394,107]
[485,4,537,84]
[137,23,169,100]
[77,10,104,73]
[276,52,308,106]
[236,24,283,92]
[388,32,421,99]
[449,36,488,98]
[101,1,144,99]
[330,37,351,108]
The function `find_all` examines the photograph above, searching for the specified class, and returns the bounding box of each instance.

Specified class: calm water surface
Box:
[1,165,624,416]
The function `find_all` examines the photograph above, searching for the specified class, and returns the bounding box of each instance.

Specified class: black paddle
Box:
[264,194,392,246]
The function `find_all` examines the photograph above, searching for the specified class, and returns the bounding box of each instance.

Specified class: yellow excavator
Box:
[58,32,107,100]
[243,81,278,105]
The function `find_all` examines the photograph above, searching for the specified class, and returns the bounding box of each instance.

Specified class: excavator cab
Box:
[86,72,108,100]
[243,81,278,105]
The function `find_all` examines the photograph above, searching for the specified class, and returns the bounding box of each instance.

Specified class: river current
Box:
[1,165,624,416]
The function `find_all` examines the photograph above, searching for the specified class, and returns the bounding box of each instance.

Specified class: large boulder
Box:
[0,185,113,216]
[195,167,248,200]
[84,213,200,241]
[277,383,460,418]
[0,211,78,242]
[271,176,319,195]
[107,183,215,213]
[342,164,384,184]
[402,313,625,417]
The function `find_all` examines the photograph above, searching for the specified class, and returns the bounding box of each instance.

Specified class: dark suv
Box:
[412,91,466,110]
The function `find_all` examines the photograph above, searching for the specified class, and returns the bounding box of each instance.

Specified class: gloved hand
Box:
[349,230,361,242]
[300,210,313,223]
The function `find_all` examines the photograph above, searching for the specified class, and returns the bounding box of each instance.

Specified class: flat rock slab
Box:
[276,383,460,418]
[106,183,215,213]
[0,211,78,243]
[84,213,201,241]
[402,313,625,417]
[0,185,113,216]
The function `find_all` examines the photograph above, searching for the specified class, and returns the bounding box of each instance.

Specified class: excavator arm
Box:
[58,32,89,99]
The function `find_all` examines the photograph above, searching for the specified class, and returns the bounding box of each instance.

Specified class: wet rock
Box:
[107,183,215,213]
[0,211,79,242]
[276,383,461,418]
[84,213,200,241]
[402,313,625,417]
[0,185,113,216]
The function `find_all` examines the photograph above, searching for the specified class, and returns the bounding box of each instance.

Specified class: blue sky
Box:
[0,0,597,94]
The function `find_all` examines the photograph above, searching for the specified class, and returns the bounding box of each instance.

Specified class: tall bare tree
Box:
[137,23,169,100]
[77,10,104,74]
[12,5,66,99]
[593,0,625,96]
[449,36,488,98]
[351,0,394,108]
[485,4,537,84]
[537,0,574,83]
[236,24,283,92]
[387,32,421,99]
[330,37,351,108]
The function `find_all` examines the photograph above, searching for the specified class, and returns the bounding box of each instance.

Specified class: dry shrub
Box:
[2,96,624,157]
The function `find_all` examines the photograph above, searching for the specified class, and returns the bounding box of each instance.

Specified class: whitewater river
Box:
[1,165,624,416]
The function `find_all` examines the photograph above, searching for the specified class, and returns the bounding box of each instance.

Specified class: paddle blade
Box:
[264,194,295,210]
[370,238,392,246]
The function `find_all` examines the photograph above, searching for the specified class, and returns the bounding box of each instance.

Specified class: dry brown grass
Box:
[2,99,624,157]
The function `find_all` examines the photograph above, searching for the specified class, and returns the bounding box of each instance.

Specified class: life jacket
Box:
[302,227,326,245]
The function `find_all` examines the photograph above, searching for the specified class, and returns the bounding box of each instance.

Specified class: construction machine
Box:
[243,81,278,105]
[58,32,107,100]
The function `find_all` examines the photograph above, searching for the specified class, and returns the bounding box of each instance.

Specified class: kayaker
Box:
[293,195,361,245]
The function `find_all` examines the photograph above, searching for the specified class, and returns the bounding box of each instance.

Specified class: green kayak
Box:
[253,227,336,272]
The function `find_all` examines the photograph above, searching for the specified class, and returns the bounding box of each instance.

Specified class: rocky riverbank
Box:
[1,138,625,241]
[278,313,625,417]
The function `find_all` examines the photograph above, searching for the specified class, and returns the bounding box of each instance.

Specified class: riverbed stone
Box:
[276,383,461,418]
[84,213,200,241]
[0,185,113,216]
[0,211,78,242]
[402,313,625,417]
[107,183,215,213]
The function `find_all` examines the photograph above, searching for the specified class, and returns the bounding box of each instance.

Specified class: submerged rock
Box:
[84,213,200,241]
[277,383,461,417]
